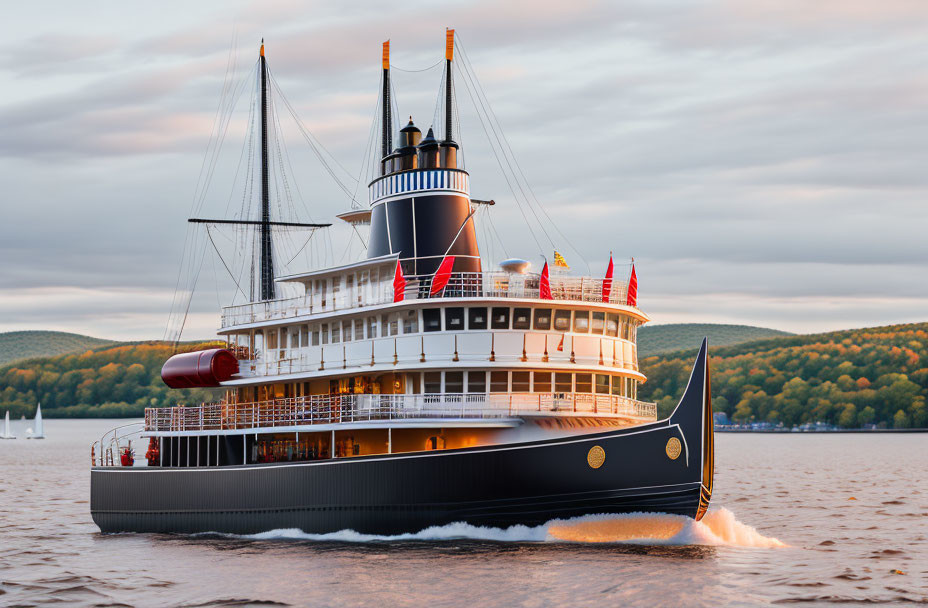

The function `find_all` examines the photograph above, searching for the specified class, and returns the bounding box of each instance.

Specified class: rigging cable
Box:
[452,45,545,256]
[454,39,554,250]
[165,38,245,343]
[390,59,443,73]
[456,35,591,274]
[268,67,360,205]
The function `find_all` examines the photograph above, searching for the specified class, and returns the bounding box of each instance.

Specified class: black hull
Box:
[91,341,713,535]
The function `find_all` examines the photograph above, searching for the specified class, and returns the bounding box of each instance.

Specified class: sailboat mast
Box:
[259,40,275,301]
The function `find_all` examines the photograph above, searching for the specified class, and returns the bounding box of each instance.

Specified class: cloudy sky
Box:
[1,0,926,340]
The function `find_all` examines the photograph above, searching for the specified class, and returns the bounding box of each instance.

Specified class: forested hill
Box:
[637,324,792,357]
[639,322,928,429]
[0,342,223,418]
[0,331,116,366]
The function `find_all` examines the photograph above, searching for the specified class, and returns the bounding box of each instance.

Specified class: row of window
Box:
[308,266,390,311]
[415,370,638,398]
[246,371,639,402]
[233,306,640,351]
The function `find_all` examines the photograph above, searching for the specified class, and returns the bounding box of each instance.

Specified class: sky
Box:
[1,0,927,340]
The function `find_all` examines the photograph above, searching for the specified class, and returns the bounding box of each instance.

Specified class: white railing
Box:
[144,392,657,433]
[221,272,632,328]
[369,168,470,203]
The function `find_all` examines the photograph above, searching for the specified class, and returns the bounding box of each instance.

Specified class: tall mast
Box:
[444,29,454,143]
[381,41,392,165]
[259,39,275,301]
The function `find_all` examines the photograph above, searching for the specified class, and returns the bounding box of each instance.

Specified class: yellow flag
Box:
[553,251,569,269]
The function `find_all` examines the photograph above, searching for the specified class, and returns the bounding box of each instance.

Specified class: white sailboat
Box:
[0,410,15,439]
[26,403,44,439]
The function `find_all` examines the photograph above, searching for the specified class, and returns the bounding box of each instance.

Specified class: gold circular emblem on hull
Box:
[587,445,605,469]
[666,437,682,460]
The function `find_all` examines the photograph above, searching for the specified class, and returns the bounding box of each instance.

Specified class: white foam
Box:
[235,507,785,548]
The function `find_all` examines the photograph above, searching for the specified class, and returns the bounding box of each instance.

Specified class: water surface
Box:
[0,419,925,606]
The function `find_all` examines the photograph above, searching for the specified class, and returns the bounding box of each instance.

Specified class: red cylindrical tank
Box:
[161,348,239,389]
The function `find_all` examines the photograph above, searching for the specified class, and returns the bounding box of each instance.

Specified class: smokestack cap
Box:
[398,117,422,148]
[400,117,420,134]
[417,127,439,149]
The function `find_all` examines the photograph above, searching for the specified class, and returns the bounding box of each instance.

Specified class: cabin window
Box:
[595,374,610,394]
[490,371,509,392]
[332,277,341,306]
[311,326,320,346]
[605,314,619,337]
[370,269,379,299]
[631,380,637,399]
[591,312,605,335]
[424,372,442,394]
[267,330,278,351]
[321,325,329,345]
[355,319,365,340]
[367,316,378,339]
[445,307,465,331]
[532,371,552,393]
[512,308,531,330]
[555,373,572,393]
[423,308,442,332]
[533,308,552,330]
[620,319,630,340]
[383,312,399,336]
[300,325,309,347]
[342,321,352,341]
[575,373,592,393]
[358,271,369,305]
[511,371,530,392]
[468,307,488,330]
[317,280,327,308]
[467,371,486,393]
[491,307,510,330]
[553,310,571,331]
[346,274,354,306]
[408,372,422,394]
[612,376,625,396]
[403,309,419,334]
[573,311,590,333]
[445,371,464,393]
[331,323,341,344]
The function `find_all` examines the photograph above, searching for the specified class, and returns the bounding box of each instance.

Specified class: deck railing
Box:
[221,272,632,328]
[144,392,658,433]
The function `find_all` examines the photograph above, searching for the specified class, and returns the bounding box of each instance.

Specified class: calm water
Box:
[0,419,925,607]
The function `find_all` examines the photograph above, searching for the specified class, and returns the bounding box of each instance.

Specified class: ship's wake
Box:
[240,507,785,548]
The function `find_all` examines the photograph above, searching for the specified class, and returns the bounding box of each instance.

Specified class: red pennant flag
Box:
[539,261,553,300]
[602,253,614,303]
[393,261,406,302]
[556,334,564,352]
[626,262,638,307]
[429,255,455,296]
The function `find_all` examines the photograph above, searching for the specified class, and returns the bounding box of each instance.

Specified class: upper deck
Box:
[221,262,639,330]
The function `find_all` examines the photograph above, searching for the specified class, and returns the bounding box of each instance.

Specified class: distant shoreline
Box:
[716,428,927,434]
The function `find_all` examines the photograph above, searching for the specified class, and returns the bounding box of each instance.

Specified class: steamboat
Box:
[91,32,713,535]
